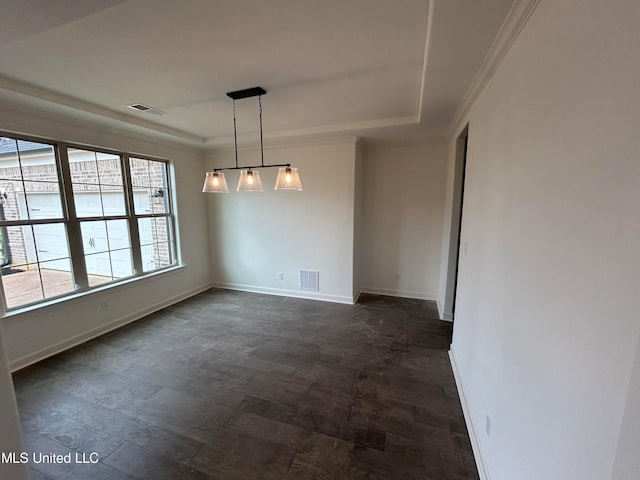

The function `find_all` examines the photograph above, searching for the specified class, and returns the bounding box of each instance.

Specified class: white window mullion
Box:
[122,155,143,276]
[57,144,89,290]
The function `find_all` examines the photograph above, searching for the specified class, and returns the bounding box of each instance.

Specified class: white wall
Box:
[360,142,446,300]
[445,1,640,479]
[0,102,212,369]
[206,139,357,304]
[352,140,365,299]
[613,331,640,480]
[0,324,27,480]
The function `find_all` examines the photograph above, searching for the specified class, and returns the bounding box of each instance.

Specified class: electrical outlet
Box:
[100,301,108,311]
[395,273,401,281]
[277,272,284,281]
[485,414,491,437]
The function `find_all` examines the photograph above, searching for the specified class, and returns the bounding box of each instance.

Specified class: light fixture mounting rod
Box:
[259,94,264,168]
[226,87,267,100]
[232,99,238,168]
[213,163,290,172]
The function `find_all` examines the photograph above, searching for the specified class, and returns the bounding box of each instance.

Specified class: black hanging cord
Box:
[232,99,239,169]
[258,95,264,168]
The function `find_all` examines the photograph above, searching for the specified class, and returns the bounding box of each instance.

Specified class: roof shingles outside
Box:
[0,137,51,157]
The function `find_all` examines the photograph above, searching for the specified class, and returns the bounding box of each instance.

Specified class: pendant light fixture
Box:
[202,171,229,193]
[237,169,263,192]
[202,87,302,193]
[274,167,302,191]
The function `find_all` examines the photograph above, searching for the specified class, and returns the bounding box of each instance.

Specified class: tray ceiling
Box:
[0,0,516,146]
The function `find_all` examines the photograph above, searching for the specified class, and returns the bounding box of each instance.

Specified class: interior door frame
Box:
[442,124,469,322]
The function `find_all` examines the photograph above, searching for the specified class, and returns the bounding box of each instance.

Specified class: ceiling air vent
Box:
[126,103,165,116]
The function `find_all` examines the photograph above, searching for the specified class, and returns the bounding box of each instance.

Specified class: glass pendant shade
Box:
[237,170,263,192]
[274,167,303,191]
[202,172,229,193]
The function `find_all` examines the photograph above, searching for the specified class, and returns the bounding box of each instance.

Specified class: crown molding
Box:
[203,116,418,149]
[0,75,205,145]
[418,0,435,123]
[364,135,447,149]
[446,0,542,141]
[0,98,203,156]
[206,135,360,153]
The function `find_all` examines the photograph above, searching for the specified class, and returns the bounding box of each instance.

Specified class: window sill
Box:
[1,264,187,320]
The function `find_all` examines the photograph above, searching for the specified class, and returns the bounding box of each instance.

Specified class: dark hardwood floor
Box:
[12,289,478,480]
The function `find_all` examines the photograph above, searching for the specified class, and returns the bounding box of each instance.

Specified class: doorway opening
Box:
[443,125,469,322]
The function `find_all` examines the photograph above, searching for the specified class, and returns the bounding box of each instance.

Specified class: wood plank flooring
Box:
[12,289,478,480]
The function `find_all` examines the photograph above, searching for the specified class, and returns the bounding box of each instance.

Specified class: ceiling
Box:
[0,0,516,147]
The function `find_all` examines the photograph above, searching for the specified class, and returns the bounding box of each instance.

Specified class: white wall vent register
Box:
[299,270,319,291]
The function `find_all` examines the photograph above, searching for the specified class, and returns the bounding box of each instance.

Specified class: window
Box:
[0,134,178,311]
[129,158,176,272]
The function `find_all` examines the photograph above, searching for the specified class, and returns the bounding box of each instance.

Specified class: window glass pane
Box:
[106,219,130,250]
[150,188,168,214]
[40,259,74,298]
[153,217,171,245]
[0,222,76,309]
[130,158,150,187]
[138,217,175,272]
[85,252,112,286]
[73,185,101,217]
[81,221,109,254]
[3,225,33,267]
[69,148,126,218]
[81,220,131,252]
[141,244,156,272]
[0,138,58,182]
[81,219,132,283]
[130,158,169,214]
[138,217,154,246]
[96,152,123,186]
[110,248,133,279]
[133,189,151,215]
[0,138,21,180]
[0,180,27,221]
[148,160,168,189]
[2,263,43,309]
[0,138,63,221]
[32,223,70,264]
[138,217,171,247]
[0,227,8,265]
[14,140,57,182]
[101,191,126,216]
[69,148,99,184]
[154,242,172,269]
[23,186,64,220]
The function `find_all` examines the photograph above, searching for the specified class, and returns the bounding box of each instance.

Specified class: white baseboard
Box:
[9,283,212,372]
[449,349,491,480]
[212,282,354,305]
[352,290,363,305]
[359,287,437,301]
[436,299,454,322]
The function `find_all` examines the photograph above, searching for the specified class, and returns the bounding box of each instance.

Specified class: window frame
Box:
[0,131,179,314]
